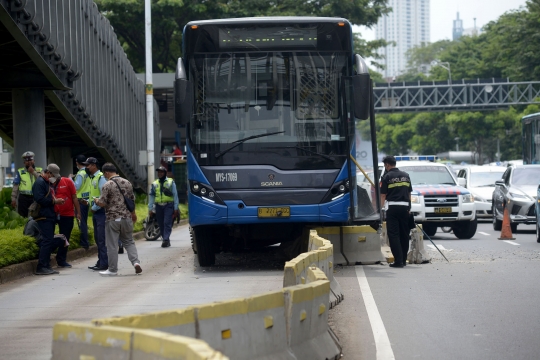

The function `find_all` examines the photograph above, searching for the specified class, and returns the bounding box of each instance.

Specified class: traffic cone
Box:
[498,207,515,240]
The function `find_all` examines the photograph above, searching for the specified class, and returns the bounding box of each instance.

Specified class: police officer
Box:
[73,154,91,250]
[380,155,413,268]
[11,151,42,217]
[148,166,179,248]
[83,157,108,271]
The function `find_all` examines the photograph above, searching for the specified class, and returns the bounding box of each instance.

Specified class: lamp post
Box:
[431,60,452,84]
[145,0,154,193]
[454,137,460,152]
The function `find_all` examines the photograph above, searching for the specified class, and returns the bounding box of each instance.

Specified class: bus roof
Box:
[521,112,540,122]
[186,17,350,27]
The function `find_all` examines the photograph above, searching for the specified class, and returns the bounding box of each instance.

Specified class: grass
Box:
[0,202,188,269]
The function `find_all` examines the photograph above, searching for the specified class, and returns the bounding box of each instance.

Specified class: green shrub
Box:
[0,188,13,208]
[0,229,39,268]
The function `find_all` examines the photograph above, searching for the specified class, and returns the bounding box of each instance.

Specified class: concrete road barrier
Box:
[407,225,431,264]
[51,321,226,360]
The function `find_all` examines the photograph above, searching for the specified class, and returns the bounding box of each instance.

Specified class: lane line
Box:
[427,244,453,251]
[355,266,395,360]
[478,232,490,236]
[503,240,520,246]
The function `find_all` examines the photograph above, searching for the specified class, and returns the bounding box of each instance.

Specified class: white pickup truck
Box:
[386,161,477,239]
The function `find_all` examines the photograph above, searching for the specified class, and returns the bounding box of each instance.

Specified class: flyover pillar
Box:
[12,89,47,170]
[48,147,73,177]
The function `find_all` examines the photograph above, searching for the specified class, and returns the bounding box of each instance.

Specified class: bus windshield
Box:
[188,51,350,169]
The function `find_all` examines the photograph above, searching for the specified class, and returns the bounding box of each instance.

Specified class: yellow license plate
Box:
[258,207,290,218]
[434,207,452,213]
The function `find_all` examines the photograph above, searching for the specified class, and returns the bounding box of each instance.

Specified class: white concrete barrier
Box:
[316,226,386,265]
[51,321,227,360]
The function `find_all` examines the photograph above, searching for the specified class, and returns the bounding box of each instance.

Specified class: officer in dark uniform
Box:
[380,155,413,268]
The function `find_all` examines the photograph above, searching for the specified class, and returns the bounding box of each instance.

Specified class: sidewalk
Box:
[0,219,188,284]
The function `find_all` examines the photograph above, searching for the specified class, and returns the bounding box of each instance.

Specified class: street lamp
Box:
[431,60,452,84]
[454,137,460,152]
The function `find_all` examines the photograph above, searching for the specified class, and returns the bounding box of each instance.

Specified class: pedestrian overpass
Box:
[1,0,539,190]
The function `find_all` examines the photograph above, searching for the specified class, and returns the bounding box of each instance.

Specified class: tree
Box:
[397,40,454,82]
[95,0,391,73]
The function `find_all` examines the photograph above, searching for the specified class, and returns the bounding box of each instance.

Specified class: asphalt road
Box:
[0,225,285,360]
[331,221,540,360]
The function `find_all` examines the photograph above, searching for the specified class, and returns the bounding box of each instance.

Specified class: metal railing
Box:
[1,0,153,188]
[374,79,540,113]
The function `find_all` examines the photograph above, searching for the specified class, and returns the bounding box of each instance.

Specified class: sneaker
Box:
[57,262,72,268]
[99,269,118,276]
[88,263,99,270]
[118,246,124,254]
[134,263,142,274]
[161,240,171,248]
[35,267,59,275]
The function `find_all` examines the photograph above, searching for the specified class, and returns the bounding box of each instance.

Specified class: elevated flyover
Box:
[0,0,159,188]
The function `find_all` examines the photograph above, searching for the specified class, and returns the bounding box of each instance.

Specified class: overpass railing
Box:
[374,79,540,113]
[0,0,152,188]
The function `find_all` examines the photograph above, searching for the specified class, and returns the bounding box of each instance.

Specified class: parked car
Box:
[457,166,506,219]
[492,164,540,232]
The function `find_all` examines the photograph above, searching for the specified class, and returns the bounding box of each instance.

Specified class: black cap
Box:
[82,157,98,166]
[156,166,167,172]
[75,154,87,164]
[382,155,397,166]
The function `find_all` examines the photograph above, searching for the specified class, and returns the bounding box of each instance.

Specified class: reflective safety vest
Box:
[90,171,104,200]
[153,178,174,203]
[76,168,91,199]
[18,167,43,195]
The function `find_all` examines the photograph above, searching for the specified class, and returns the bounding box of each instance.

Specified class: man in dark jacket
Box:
[33,164,67,275]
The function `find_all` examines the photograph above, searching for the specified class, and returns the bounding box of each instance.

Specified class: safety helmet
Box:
[21,151,35,160]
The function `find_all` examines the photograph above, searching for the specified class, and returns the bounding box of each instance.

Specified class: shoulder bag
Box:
[112,179,136,212]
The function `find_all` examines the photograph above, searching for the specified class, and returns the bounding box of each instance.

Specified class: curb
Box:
[0,219,189,285]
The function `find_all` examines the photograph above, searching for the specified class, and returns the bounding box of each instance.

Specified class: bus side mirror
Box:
[175,79,193,125]
[352,74,370,120]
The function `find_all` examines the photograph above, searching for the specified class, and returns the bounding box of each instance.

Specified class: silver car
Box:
[457,166,506,219]
[492,165,540,231]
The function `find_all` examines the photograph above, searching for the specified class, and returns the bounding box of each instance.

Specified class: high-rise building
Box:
[375,0,430,79]
[453,12,464,40]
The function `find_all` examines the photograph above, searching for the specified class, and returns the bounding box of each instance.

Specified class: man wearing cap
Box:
[83,157,108,271]
[380,155,413,268]
[33,164,68,275]
[73,154,91,250]
[12,151,42,217]
[148,166,179,248]
[94,163,142,276]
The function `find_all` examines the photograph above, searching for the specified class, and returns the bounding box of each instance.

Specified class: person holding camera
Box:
[12,151,42,217]
[93,163,141,276]
[380,155,413,268]
[148,166,179,248]
[33,164,69,275]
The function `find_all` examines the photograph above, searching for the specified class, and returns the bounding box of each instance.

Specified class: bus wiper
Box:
[215,131,285,158]
[284,146,334,162]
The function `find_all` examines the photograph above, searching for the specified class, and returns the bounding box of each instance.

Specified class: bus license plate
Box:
[434,207,452,213]
[258,207,290,218]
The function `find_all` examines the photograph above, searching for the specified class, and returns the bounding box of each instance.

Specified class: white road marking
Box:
[478,232,490,236]
[427,244,453,251]
[503,240,520,246]
[355,266,395,360]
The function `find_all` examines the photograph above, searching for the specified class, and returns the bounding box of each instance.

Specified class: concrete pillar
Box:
[12,89,47,170]
[47,147,73,178]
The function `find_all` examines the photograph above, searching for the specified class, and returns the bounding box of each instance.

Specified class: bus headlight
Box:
[462,194,474,203]
[189,181,224,205]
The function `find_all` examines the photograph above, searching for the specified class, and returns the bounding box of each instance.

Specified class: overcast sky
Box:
[356,0,528,42]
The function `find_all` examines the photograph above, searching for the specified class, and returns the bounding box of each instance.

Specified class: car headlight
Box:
[411,195,420,204]
[462,194,474,203]
[508,191,528,200]
[472,193,485,202]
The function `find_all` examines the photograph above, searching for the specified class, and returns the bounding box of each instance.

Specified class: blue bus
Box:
[174,17,378,265]
[522,112,540,165]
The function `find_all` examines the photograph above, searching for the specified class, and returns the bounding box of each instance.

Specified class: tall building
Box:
[453,12,464,40]
[375,0,430,79]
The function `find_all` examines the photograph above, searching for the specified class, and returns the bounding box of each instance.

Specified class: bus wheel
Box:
[193,226,215,266]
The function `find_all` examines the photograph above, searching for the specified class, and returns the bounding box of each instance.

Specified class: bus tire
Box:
[193,226,215,266]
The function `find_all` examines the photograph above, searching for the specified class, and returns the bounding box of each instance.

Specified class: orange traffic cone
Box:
[498,207,515,240]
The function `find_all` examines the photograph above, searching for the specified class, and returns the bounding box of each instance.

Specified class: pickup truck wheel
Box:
[453,219,477,239]
[492,204,502,231]
[193,226,215,266]
[422,223,437,237]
